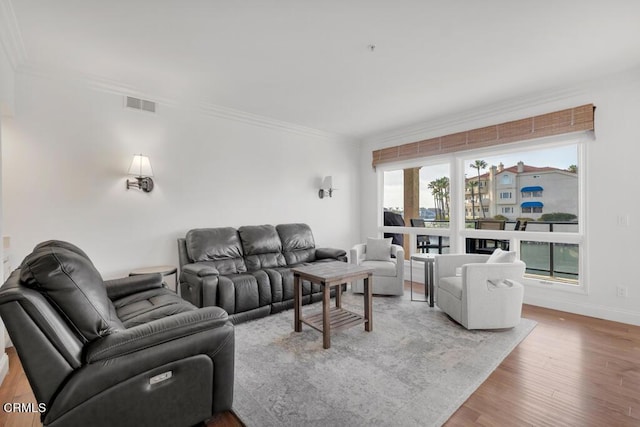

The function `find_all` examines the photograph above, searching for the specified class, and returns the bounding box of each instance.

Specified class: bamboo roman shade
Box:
[372,104,594,168]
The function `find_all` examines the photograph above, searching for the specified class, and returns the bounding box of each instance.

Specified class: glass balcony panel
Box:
[520,240,579,284]
[553,243,579,280]
[521,241,550,276]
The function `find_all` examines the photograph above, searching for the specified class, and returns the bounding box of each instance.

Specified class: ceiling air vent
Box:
[125,96,156,113]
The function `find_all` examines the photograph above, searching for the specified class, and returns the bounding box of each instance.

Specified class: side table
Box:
[130,265,178,294]
[409,253,435,307]
[292,261,374,349]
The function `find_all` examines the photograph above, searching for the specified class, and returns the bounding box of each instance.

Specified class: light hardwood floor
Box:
[2,285,640,427]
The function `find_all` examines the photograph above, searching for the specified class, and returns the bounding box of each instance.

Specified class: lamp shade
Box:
[322,176,333,189]
[128,154,154,177]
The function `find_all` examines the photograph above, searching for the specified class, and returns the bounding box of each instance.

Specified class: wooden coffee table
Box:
[292,261,374,349]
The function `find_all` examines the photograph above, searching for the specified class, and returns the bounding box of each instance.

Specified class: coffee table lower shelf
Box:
[292,262,374,349]
[301,307,366,333]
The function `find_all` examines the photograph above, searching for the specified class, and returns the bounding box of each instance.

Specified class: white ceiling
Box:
[8,1,640,138]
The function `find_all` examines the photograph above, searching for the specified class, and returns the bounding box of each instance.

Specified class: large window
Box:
[463,143,581,284]
[419,164,450,226]
[379,137,585,289]
[383,170,403,216]
[463,145,578,224]
[381,163,450,255]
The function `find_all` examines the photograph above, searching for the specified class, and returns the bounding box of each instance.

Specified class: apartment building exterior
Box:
[465,161,578,220]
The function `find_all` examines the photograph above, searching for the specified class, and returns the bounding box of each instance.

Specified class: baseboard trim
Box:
[523,296,640,326]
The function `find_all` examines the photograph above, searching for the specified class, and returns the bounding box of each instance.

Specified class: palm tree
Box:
[427,179,441,219]
[428,177,450,220]
[437,176,450,219]
[467,180,478,219]
[470,160,487,218]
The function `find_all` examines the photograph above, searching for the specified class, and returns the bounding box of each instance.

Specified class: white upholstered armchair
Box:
[350,238,404,296]
[434,250,525,329]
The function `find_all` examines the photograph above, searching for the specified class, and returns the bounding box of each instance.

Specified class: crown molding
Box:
[16,60,354,143]
[366,86,590,147]
[0,0,26,69]
[365,65,640,147]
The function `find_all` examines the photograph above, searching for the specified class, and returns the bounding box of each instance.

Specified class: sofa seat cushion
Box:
[360,260,397,277]
[439,276,463,300]
[113,288,196,328]
[218,273,271,315]
[264,266,320,302]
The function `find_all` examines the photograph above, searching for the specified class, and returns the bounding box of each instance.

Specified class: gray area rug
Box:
[232,292,536,427]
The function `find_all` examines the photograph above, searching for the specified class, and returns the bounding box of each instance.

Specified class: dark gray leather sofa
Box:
[178,223,347,323]
[0,241,234,427]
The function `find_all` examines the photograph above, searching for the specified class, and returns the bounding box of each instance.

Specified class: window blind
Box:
[372,104,594,168]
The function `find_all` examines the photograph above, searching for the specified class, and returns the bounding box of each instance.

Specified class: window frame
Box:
[377,133,588,294]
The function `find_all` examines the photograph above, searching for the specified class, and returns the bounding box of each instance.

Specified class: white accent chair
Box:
[350,240,405,296]
[434,251,525,329]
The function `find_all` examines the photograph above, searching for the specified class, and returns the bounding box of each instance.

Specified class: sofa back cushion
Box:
[185,228,247,274]
[276,223,316,265]
[238,225,286,271]
[19,245,123,343]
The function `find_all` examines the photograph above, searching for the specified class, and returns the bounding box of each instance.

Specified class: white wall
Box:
[3,72,361,279]
[360,68,640,325]
[0,44,14,118]
[0,40,13,379]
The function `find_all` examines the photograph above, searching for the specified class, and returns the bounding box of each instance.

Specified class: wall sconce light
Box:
[318,176,335,199]
[126,154,154,192]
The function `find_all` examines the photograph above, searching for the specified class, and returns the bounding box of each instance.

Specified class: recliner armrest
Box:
[316,247,347,261]
[182,263,220,277]
[104,273,163,300]
[180,263,220,308]
[85,306,230,363]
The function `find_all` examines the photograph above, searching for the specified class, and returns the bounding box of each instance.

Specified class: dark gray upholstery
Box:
[277,223,318,264]
[178,223,347,323]
[32,240,92,263]
[185,227,246,274]
[238,224,286,271]
[20,246,123,342]
[0,241,235,427]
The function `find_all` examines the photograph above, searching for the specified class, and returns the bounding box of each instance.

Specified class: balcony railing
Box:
[381,219,579,284]
[464,220,579,282]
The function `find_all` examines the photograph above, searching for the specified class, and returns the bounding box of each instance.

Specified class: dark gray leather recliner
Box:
[0,241,235,427]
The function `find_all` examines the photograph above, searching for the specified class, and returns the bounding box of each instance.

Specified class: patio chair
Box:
[410,218,449,254]
[474,219,507,254]
[383,210,405,246]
